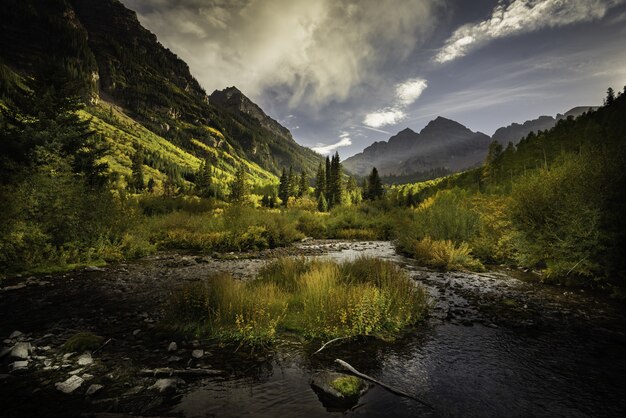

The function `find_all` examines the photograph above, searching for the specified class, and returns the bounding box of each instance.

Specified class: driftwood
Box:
[312,337,350,355]
[139,368,224,377]
[335,359,433,409]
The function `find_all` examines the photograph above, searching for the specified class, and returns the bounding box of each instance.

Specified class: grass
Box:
[330,376,364,397]
[63,332,104,352]
[411,236,484,271]
[165,257,428,346]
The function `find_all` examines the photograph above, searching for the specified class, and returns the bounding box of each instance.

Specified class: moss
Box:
[63,332,104,352]
[330,376,363,397]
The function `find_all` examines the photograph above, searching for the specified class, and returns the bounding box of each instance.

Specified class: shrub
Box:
[411,236,484,271]
[63,332,104,352]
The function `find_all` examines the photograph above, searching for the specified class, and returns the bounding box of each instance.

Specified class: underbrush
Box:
[165,257,428,346]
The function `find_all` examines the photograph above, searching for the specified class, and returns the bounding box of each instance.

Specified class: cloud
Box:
[362,77,427,128]
[396,78,428,105]
[312,133,353,155]
[121,0,440,109]
[435,0,623,64]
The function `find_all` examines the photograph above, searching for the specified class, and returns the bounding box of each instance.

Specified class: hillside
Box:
[0,0,321,190]
[343,117,491,178]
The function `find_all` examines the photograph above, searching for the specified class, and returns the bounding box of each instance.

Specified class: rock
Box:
[55,375,84,394]
[132,329,141,336]
[167,356,182,363]
[310,371,369,409]
[69,368,85,375]
[77,353,93,366]
[9,361,29,373]
[10,342,32,360]
[85,266,105,272]
[82,373,94,381]
[167,342,178,352]
[149,378,184,394]
[191,349,204,359]
[0,347,11,359]
[63,352,75,360]
[86,384,103,396]
[9,331,23,339]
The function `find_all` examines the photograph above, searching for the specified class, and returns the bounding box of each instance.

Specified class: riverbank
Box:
[1,241,625,417]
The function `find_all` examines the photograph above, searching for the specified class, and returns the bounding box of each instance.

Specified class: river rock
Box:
[77,353,93,366]
[9,331,23,339]
[55,375,84,394]
[86,384,103,396]
[310,371,369,409]
[9,361,29,373]
[149,378,184,393]
[167,342,178,352]
[85,266,105,272]
[10,342,32,360]
[191,349,204,359]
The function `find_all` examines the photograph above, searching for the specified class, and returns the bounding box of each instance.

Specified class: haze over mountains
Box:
[343,106,595,180]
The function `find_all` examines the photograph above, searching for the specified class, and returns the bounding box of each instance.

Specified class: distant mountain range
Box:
[344,107,596,180]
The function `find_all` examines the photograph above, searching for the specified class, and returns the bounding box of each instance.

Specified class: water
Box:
[173,242,626,417]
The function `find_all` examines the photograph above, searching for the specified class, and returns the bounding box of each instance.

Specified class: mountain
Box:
[0,0,321,188]
[343,117,491,178]
[492,106,597,145]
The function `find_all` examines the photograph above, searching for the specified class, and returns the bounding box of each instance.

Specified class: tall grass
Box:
[166,257,428,346]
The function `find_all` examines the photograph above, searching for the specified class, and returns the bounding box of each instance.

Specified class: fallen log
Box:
[139,368,224,377]
[334,359,433,409]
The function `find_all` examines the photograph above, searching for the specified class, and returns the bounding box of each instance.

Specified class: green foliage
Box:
[63,332,104,353]
[409,237,484,271]
[330,376,364,397]
[166,257,428,345]
[364,167,384,200]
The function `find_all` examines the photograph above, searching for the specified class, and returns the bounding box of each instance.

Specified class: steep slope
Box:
[0,0,320,189]
[492,106,597,145]
[343,117,491,177]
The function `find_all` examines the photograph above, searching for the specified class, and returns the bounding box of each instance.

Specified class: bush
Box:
[410,236,484,271]
[166,257,428,346]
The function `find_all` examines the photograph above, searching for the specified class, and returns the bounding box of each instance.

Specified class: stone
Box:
[9,361,29,372]
[191,349,204,359]
[9,331,23,339]
[167,342,178,352]
[167,356,182,363]
[69,368,85,375]
[63,352,75,360]
[77,353,93,366]
[0,347,11,359]
[10,342,32,360]
[149,378,184,394]
[85,266,105,272]
[55,375,84,394]
[310,371,369,409]
[82,373,94,381]
[86,384,103,396]
[132,329,141,336]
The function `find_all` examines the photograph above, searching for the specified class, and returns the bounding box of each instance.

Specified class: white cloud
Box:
[312,135,353,155]
[363,108,407,128]
[362,77,427,128]
[435,0,623,64]
[396,78,428,105]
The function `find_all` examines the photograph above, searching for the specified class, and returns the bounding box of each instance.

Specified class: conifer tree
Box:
[196,158,213,197]
[278,167,289,205]
[366,167,384,200]
[325,156,332,201]
[328,152,343,207]
[131,148,145,192]
[229,165,248,203]
[287,165,296,197]
[298,170,308,197]
[317,193,328,212]
[314,163,326,198]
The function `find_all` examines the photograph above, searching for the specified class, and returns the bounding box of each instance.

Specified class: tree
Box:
[287,165,296,197]
[298,170,308,197]
[229,165,249,203]
[605,87,615,106]
[147,178,155,193]
[278,167,289,205]
[196,158,213,197]
[131,147,145,192]
[314,163,326,198]
[328,152,343,207]
[325,156,332,200]
[317,193,328,212]
[481,140,503,187]
[366,167,384,200]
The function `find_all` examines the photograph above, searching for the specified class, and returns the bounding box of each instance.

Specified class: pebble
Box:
[167,342,178,352]
[69,368,85,375]
[192,349,204,359]
[132,329,141,336]
[86,384,103,396]
[9,361,29,372]
[55,375,84,394]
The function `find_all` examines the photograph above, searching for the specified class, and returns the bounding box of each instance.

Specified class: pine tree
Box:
[482,140,503,186]
[229,165,249,203]
[278,167,289,205]
[606,87,615,106]
[131,148,145,192]
[287,165,296,197]
[317,193,328,212]
[196,158,213,197]
[366,167,384,200]
[325,156,332,201]
[147,178,155,193]
[298,170,308,197]
[314,163,326,198]
[328,152,343,207]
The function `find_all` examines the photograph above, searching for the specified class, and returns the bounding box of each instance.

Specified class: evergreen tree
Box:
[317,193,328,212]
[481,140,503,187]
[325,156,332,201]
[196,158,213,197]
[147,178,155,193]
[366,167,384,200]
[298,170,308,197]
[314,163,326,198]
[278,167,289,205]
[328,152,343,207]
[287,165,296,197]
[131,148,145,192]
[261,194,270,207]
[229,165,248,203]
[605,87,615,106]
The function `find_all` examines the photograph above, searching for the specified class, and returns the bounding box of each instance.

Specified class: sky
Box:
[120,0,626,158]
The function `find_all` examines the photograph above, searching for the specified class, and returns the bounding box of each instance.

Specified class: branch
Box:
[312,337,350,355]
[335,359,433,409]
[139,368,224,377]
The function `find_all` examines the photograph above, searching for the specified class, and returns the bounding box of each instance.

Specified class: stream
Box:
[1,241,625,417]
[174,241,626,417]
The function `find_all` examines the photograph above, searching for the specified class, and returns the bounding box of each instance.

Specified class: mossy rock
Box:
[63,332,104,352]
[311,371,369,410]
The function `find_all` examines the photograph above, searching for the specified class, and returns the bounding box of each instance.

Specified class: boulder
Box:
[310,371,369,410]
[9,342,32,360]
[167,342,177,352]
[9,361,29,373]
[55,375,84,394]
[192,349,204,359]
[86,384,103,396]
[77,353,93,366]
